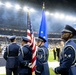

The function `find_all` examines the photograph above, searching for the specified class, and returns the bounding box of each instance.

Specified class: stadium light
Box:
[23,7,35,12]
[0,1,76,22]
[68,16,74,21]
[45,11,50,15]
[59,14,65,19]
[30,8,35,12]
[0,1,3,6]
[15,4,21,10]
[65,16,73,21]
[23,6,28,12]
[50,13,54,16]
[5,2,12,8]
[54,13,60,19]
[73,18,76,21]
[65,16,69,20]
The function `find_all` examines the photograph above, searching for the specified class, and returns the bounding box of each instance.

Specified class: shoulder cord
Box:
[38,48,46,60]
[20,46,31,58]
[43,47,49,60]
[20,47,24,58]
[7,45,9,56]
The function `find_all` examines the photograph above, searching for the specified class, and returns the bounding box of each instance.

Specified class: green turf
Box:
[48,50,58,62]
[50,68,56,75]
[48,51,59,75]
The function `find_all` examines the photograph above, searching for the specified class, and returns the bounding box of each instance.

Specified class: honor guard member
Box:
[54,25,76,75]
[3,35,20,75]
[53,46,57,60]
[35,36,50,75]
[18,36,32,75]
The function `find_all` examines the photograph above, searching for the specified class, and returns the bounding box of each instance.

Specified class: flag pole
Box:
[39,2,48,48]
[27,9,36,75]
[42,2,45,10]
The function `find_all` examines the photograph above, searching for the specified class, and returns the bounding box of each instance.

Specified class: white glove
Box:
[28,63,32,68]
[51,67,55,71]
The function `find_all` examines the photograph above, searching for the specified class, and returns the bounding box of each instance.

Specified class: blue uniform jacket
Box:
[3,43,20,68]
[18,44,32,74]
[55,39,76,75]
[36,45,50,75]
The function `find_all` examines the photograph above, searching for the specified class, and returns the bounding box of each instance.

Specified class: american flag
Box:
[27,10,36,75]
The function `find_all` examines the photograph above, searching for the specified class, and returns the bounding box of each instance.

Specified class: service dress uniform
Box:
[54,25,76,75]
[18,37,32,75]
[35,36,50,75]
[55,39,76,75]
[3,36,20,75]
[56,46,60,61]
[53,48,56,60]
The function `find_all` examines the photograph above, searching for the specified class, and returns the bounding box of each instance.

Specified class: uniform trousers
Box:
[35,72,41,75]
[19,73,32,75]
[19,71,32,75]
[6,68,18,75]
[19,73,28,75]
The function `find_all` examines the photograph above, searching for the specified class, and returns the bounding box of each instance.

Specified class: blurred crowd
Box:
[48,41,64,61]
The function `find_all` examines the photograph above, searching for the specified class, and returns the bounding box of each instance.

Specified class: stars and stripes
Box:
[27,10,36,75]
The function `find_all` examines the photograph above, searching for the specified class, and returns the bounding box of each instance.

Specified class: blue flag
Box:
[39,10,48,48]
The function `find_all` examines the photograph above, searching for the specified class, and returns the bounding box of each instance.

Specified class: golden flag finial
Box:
[42,2,45,10]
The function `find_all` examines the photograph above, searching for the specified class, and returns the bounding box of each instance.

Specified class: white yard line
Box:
[0,66,6,74]
[48,61,59,68]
